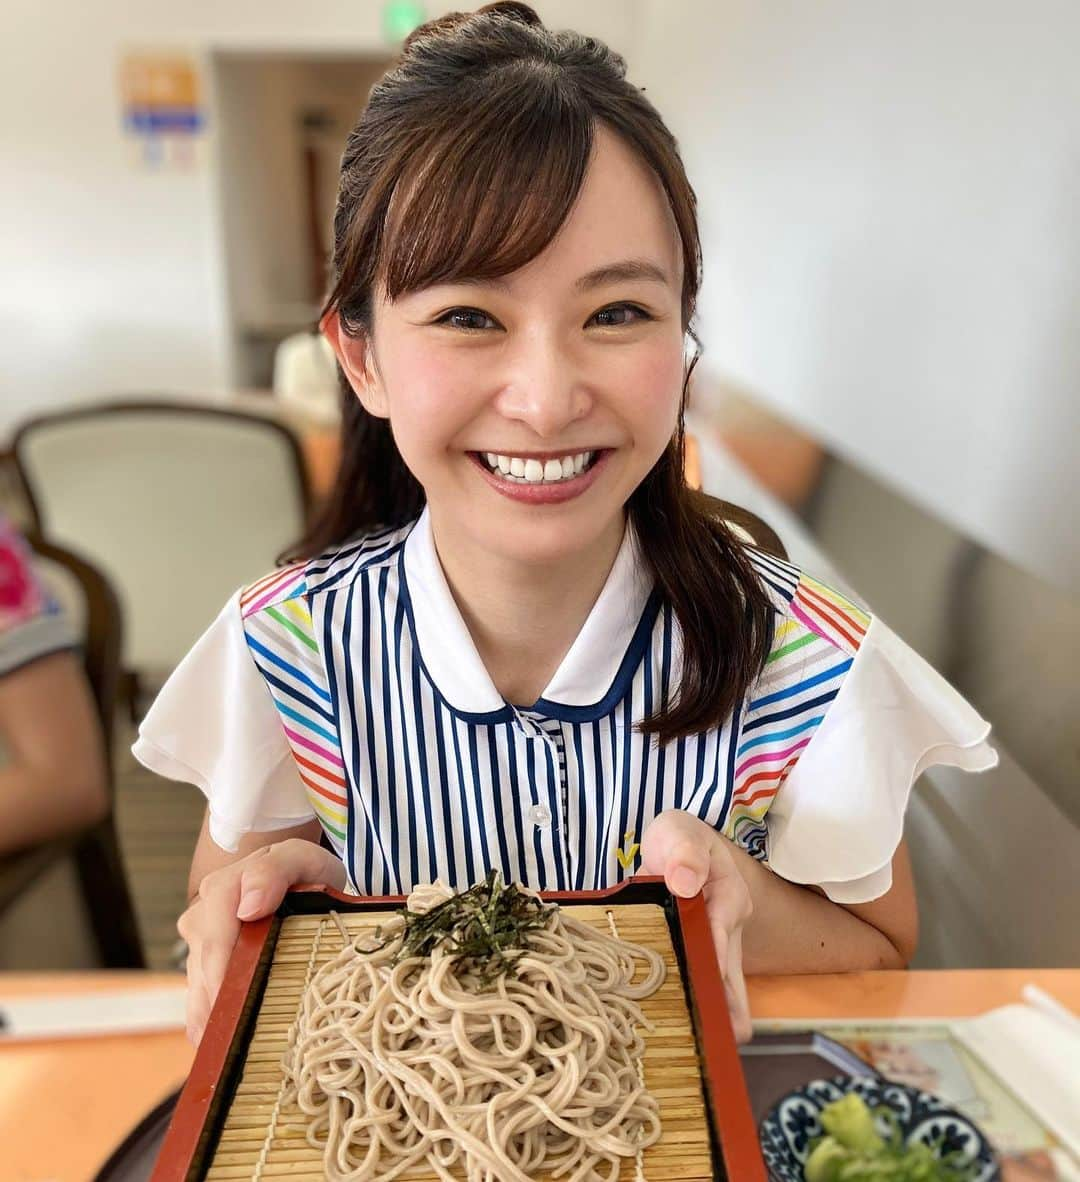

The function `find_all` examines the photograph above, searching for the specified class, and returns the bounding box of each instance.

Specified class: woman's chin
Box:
[473,511,626,570]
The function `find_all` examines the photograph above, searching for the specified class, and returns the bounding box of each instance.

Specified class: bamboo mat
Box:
[204,904,714,1181]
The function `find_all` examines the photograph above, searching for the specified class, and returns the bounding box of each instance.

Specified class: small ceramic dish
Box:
[759,1074,1000,1181]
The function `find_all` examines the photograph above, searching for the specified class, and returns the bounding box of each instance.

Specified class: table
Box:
[3,969,1077,1181]
[751,968,1080,1021]
[1,973,192,1182]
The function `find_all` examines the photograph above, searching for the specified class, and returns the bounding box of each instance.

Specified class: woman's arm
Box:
[186,808,328,901]
[0,651,109,856]
[738,838,918,973]
[642,810,919,1040]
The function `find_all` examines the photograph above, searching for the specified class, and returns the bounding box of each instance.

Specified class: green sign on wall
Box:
[383,0,427,44]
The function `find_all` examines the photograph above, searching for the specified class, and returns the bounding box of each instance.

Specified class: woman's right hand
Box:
[177,837,346,1045]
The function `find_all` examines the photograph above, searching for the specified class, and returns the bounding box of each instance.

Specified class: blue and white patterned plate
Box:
[759,1075,1000,1181]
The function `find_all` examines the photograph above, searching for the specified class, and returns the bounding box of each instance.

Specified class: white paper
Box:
[0,987,186,1041]
[953,1003,1080,1164]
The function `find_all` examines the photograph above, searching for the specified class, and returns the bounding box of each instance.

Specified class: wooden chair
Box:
[685,432,787,561]
[0,535,144,967]
[714,499,787,561]
[12,399,312,713]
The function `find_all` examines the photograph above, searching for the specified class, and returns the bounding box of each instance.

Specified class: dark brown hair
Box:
[300,1,773,743]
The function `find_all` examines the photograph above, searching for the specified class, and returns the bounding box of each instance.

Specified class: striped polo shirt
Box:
[236,509,869,897]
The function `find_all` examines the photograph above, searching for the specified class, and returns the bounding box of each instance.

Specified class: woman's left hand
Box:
[639,809,754,1042]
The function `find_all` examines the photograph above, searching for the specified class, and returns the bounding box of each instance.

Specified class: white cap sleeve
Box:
[765,614,998,904]
[131,589,315,852]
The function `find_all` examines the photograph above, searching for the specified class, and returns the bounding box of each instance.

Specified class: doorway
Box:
[211,52,391,389]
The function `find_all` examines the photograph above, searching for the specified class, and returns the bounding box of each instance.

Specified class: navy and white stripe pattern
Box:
[240,516,871,895]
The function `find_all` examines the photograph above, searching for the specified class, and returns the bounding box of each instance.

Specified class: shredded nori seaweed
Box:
[374,870,554,986]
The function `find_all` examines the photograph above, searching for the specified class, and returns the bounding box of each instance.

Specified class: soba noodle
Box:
[281,877,666,1182]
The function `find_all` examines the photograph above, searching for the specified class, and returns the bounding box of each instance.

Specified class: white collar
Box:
[401,507,654,717]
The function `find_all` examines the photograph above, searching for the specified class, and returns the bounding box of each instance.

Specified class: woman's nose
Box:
[492,338,593,438]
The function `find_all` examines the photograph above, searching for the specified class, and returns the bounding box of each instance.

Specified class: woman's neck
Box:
[430,513,626,707]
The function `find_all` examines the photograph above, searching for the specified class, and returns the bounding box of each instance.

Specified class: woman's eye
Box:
[436,308,497,331]
[590,303,651,328]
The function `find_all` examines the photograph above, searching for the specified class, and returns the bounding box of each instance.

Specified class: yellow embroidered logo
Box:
[615,830,640,870]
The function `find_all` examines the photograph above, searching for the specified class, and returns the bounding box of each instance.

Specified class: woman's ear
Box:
[320,310,390,419]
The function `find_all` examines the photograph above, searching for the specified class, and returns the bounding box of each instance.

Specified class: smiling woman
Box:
[134,1,997,1060]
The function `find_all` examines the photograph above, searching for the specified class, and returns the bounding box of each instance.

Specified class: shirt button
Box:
[529,803,552,827]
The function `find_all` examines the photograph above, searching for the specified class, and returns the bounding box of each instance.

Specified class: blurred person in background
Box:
[0,515,108,855]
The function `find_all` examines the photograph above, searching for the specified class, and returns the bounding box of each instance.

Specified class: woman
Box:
[134,3,997,1046]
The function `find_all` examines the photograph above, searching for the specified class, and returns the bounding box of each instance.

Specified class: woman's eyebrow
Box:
[574,259,671,292]
[431,258,671,296]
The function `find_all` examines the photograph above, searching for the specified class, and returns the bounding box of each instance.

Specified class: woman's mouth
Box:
[468,449,610,504]
[477,450,599,484]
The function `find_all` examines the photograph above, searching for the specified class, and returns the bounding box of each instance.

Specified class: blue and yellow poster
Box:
[119,53,205,169]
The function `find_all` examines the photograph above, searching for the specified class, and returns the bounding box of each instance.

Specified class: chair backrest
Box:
[14,401,311,674]
[714,500,787,561]
[27,535,123,779]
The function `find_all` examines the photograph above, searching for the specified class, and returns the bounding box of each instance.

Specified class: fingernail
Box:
[237,888,263,918]
[669,866,702,897]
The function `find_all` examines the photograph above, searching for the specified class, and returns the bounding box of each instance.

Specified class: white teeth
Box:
[482,450,597,483]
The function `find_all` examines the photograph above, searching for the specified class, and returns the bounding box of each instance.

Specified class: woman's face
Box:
[328,125,687,569]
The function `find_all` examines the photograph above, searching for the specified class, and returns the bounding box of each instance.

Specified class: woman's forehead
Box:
[520,128,683,288]
[389,127,683,302]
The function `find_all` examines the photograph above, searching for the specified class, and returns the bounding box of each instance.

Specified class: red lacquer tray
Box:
[151,875,765,1181]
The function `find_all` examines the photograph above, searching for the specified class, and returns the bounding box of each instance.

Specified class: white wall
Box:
[0,0,636,435]
[634,0,1080,590]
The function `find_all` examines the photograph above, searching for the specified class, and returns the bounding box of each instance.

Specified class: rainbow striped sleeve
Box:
[239,563,349,851]
[725,552,872,856]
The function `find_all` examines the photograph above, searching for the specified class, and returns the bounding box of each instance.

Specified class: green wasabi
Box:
[801,1093,980,1182]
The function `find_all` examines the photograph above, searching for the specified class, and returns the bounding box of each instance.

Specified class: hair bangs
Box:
[380,83,594,300]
